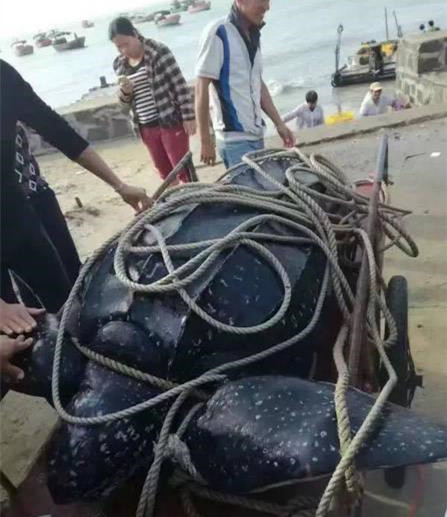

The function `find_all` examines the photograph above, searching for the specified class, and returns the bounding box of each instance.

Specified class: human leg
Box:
[160,126,191,183]
[140,125,174,180]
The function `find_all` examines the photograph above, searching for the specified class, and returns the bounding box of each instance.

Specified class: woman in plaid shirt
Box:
[109,17,196,183]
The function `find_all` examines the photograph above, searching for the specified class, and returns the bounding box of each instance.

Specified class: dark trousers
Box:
[1,188,81,313]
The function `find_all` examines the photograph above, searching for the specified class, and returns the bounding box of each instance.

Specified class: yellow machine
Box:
[325,111,355,126]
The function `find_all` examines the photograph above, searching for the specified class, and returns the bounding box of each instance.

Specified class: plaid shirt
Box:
[113,37,194,130]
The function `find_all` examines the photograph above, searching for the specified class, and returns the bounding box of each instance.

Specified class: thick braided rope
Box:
[136,390,193,517]
[316,228,398,517]
[332,326,362,498]
[50,148,416,516]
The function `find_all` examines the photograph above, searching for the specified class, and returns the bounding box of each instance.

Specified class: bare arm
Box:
[261,80,284,127]
[261,81,295,147]
[196,76,216,165]
[283,106,302,124]
[75,147,152,212]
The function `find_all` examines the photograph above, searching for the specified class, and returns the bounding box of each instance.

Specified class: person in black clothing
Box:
[0,123,82,307]
[15,124,81,284]
[0,59,152,313]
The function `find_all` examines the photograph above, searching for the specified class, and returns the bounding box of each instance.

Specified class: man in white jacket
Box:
[283,90,325,131]
[359,82,397,117]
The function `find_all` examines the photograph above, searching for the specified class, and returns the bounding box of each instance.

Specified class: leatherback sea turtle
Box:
[9,149,447,508]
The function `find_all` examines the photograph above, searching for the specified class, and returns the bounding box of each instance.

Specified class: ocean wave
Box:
[267,74,329,97]
[267,79,307,97]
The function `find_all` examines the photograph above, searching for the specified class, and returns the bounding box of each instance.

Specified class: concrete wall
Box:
[396,30,447,106]
[32,92,135,156]
[32,84,195,156]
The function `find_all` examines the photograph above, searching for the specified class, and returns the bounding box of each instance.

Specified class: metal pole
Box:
[335,24,343,73]
[393,11,403,38]
[348,136,389,386]
[385,7,390,40]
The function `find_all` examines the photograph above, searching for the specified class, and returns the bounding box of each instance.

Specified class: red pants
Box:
[140,125,190,183]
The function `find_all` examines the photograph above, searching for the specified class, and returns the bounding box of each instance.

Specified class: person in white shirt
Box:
[283,90,325,131]
[359,82,397,117]
[195,0,295,169]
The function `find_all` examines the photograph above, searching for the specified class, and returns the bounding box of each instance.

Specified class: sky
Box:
[0,0,161,38]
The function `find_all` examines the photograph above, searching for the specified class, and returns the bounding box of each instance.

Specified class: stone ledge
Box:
[266,104,447,148]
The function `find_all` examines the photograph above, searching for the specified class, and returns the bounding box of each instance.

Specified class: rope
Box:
[332,325,361,497]
[49,148,418,517]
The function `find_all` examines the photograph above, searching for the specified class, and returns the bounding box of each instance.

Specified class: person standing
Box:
[0,123,83,308]
[283,90,325,131]
[0,59,151,313]
[427,20,440,31]
[195,0,295,169]
[15,124,81,285]
[109,17,196,184]
[359,82,398,117]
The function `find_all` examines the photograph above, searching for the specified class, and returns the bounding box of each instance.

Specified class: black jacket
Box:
[0,59,88,260]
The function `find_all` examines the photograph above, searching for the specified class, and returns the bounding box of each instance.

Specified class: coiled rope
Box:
[51,148,418,516]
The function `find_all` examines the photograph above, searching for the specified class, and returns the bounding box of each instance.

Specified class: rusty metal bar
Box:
[348,135,389,387]
[152,152,195,200]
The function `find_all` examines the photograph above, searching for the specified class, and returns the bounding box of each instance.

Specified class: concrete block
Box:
[418,57,442,74]
[420,39,444,53]
[87,126,110,141]
[407,54,417,71]
[111,118,133,139]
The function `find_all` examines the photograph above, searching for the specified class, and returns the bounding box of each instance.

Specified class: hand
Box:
[200,139,216,166]
[276,122,296,148]
[183,120,196,137]
[0,335,33,382]
[0,299,44,335]
[117,183,153,213]
[118,76,133,96]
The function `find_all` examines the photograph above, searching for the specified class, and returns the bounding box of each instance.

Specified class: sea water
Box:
[2,0,446,121]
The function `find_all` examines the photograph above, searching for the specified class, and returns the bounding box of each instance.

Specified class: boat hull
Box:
[156,14,181,26]
[53,37,86,52]
[35,39,52,48]
[188,2,211,13]
[331,65,396,87]
[14,45,34,56]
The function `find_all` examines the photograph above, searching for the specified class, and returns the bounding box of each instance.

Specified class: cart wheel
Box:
[381,276,417,490]
[384,466,407,490]
[352,499,364,517]
[383,276,417,407]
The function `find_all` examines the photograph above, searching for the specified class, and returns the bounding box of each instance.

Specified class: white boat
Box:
[188,1,211,13]
[155,13,181,27]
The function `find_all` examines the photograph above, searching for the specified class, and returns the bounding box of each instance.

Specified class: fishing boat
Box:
[188,0,211,13]
[11,40,34,56]
[155,12,181,27]
[33,32,52,48]
[331,24,398,87]
[331,8,403,88]
[170,0,190,13]
[133,13,155,24]
[81,20,95,28]
[52,32,86,52]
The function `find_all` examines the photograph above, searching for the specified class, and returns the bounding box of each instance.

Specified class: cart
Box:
[3,137,424,517]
